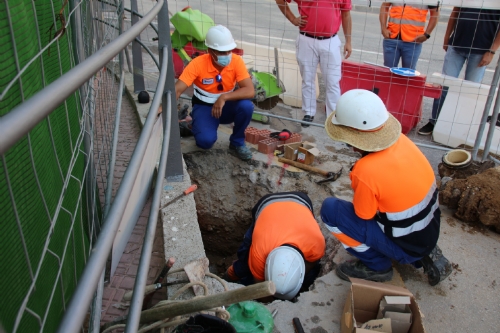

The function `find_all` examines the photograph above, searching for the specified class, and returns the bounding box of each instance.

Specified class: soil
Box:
[438,160,495,179]
[183,149,341,276]
[439,166,500,232]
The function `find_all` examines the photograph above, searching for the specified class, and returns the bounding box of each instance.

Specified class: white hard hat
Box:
[205,25,237,51]
[265,246,305,300]
[332,89,389,130]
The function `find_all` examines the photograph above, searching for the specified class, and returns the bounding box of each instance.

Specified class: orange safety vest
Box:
[387,4,428,42]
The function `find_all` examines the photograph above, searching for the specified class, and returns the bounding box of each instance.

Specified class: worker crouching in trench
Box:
[223,192,326,301]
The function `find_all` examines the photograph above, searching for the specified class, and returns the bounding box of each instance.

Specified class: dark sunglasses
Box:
[216,74,223,91]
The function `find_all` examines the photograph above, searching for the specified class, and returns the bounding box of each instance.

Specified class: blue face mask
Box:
[216,53,232,67]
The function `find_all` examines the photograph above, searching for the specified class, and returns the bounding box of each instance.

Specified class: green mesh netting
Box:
[0,0,93,331]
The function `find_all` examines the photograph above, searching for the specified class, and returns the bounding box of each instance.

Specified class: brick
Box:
[114,266,127,276]
[126,265,138,276]
[105,304,127,316]
[257,130,271,143]
[120,253,133,264]
[113,289,126,302]
[128,233,144,243]
[110,276,123,288]
[120,276,136,289]
[148,267,159,280]
[285,133,302,144]
[258,138,279,154]
[102,287,116,302]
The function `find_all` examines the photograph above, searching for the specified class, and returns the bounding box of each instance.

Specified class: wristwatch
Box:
[424,33,431,39]
[488,50,496,55]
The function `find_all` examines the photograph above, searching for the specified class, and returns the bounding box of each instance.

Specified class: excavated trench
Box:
[183,149,345,277]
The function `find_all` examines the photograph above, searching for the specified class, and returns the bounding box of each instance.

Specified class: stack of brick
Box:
[244,127,303,154]
[244,127,260,144]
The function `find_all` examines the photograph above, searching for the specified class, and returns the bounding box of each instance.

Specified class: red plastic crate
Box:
[341,60,433,134]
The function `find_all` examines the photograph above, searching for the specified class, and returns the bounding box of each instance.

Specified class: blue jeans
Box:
[190,99,253,149]
[430,47,487,124]
[383,38,423,70]
[320,197,421,271]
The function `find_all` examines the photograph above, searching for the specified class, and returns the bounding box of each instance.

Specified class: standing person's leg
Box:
[383,38,402,68]
[400,41,422,70]
[190,104,220,149]
[318,35,342,117]
[320,197,420,281]
[418,47,466,135]
[296,34,320,126]
[463,53,487,83]
[219,99,253,160]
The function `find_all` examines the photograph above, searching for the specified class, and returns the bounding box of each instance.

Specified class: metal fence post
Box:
[130,0,145,92]
[158,0,184,181]
[472,57,500,161]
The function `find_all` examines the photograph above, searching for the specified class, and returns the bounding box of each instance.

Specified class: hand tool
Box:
[138,257,176,309]
[160,184,198,209]
[123,279,190,302]
[278,158,342,184]
[292,318,305,333]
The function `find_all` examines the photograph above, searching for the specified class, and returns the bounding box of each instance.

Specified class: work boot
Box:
[417,245,452,286]
[429,245,452,280]
[301,115,314,128]
[417,122,434,135]
[229,144,252,161]
[336,260,393,282]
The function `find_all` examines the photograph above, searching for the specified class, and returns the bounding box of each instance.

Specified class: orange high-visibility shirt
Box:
[178,53,250,94]
[350,134,436,219]
[387,4,429,42]
[248,202,326,281]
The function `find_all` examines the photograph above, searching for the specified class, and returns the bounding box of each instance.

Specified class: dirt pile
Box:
[439,166,500,232]
[183,149,343,275]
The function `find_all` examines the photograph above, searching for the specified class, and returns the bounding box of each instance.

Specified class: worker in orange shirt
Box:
[380,2,439,69]
[320,89,451,286]
[175,25,255,161]
[224,192,326,300]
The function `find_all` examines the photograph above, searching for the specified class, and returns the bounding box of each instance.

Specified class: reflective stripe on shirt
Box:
[193,83,234,104]
[376,184,439,237]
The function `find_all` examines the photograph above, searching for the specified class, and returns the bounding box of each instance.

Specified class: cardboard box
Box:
[377,296,412,333]
[284,142,302,161]
[341,278,425,333]
[283,142,320,164]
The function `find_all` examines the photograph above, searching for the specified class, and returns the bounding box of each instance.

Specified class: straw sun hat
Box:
[324,89,402,152]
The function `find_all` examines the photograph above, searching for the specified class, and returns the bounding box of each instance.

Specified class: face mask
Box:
[216,53,232,67]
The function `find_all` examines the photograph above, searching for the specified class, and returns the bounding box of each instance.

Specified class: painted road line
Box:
[248,34,295,42]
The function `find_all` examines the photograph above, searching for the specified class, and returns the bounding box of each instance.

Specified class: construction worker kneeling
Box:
[223,192,325,301]
[321,89,452,286]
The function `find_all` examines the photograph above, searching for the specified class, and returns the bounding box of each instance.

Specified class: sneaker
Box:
[418,122,434,135]
[428,245,452,280]
[301,115,314,128]
[336,260,393,282]
[229,144,252,161]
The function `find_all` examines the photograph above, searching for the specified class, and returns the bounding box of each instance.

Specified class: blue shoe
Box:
[229,144,252,161]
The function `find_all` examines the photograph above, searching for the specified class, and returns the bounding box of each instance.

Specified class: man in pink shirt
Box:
[276,0,352,127]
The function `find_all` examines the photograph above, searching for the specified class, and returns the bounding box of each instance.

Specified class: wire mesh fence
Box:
[1,0,499,332]
[0,0,124,331]
[162,0,499,158]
